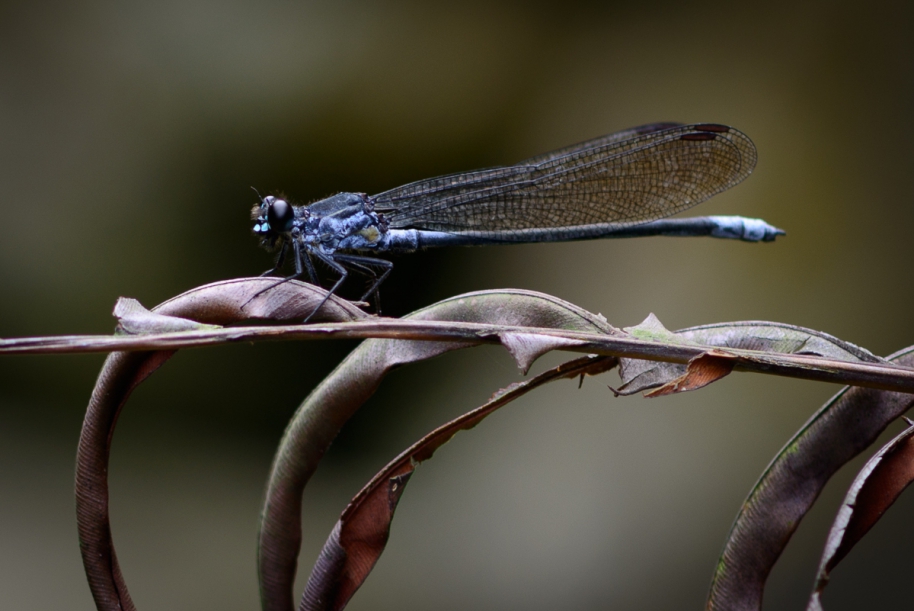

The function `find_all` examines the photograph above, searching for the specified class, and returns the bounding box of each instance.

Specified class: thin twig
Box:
[3,319,914,393]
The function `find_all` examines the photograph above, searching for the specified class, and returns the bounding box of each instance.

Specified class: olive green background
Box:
[2,1,913,609]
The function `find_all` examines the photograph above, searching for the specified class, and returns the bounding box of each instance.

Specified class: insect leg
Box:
[331,256,382,312]
[247,240,309,303]
[259,243,287,277]
[301,249,320,285]
[304,251,350,323]
[334,254,393,310]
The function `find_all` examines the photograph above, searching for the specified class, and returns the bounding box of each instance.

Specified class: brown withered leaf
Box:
[113,297,221,335]
[807,419,914,610]
[499,331,589,374]
[76,279,363,611]
[707,346,914,611]
[299,356,617,611]
[617,316,881,396]
[644,350,736,397]
[258,289,618,611]
[155,277,368,324]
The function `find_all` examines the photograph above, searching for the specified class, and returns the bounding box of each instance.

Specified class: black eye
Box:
[267,199,294,232]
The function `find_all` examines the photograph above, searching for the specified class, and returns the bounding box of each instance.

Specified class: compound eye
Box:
[267,198,294,232]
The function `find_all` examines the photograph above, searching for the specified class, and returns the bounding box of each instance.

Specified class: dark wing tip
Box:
[692,123,731,133]
[680,132,718,141]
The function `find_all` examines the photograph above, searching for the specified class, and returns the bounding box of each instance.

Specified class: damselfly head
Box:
[252,195,295,235]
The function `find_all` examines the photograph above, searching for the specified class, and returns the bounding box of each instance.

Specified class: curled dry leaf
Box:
[74,277,907,611]
[76,279,363,611]
[299,356,616,611]
[806,419,914,611]
[257,289,616,611]
[707,346,914,611]
[154,277,369,324]
[617,316,881,396]
[114,297,222,335]
[643,349,736,397]
[498,332,590,374]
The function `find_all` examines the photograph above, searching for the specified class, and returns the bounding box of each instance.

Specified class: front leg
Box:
[247,240,309,302]
[259,243,287,277]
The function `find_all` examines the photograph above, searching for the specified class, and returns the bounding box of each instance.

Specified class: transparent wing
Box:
[371,123,756,241]
[519,121,683,165]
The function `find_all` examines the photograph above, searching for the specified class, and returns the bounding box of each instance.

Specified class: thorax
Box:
[297,192,388,254]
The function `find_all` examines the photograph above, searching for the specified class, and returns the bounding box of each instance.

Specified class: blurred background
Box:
[2,0,914,609]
